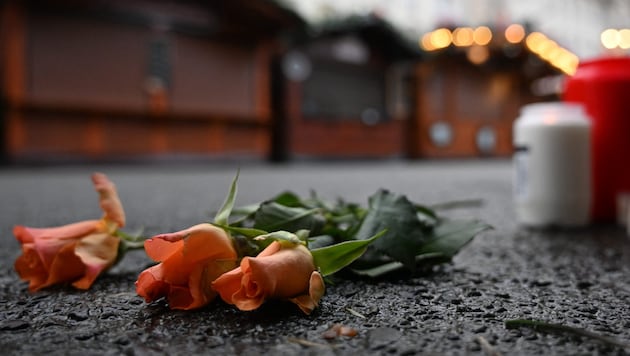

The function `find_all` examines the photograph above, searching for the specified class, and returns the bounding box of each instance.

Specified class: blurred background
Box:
[1,0,628,165]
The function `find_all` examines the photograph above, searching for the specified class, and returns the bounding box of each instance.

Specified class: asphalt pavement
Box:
[1,159,629,355]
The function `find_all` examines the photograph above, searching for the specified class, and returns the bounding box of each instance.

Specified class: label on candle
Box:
[513,146,529,200]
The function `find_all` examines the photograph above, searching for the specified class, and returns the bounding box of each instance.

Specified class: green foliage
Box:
[351,219,491,277]
[253,202,325,234]
[214,171,239,226]
[219,174,491,279]
[416,219,491,259]
[311,231,384,277]
[354,189,431,270]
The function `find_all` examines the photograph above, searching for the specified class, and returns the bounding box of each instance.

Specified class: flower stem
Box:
[115,229,147,250]
[505,319,630,350]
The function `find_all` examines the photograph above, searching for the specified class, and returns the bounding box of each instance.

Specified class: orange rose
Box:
[212,241,325,315]
[135,223,238,310]
[14,173,125,291]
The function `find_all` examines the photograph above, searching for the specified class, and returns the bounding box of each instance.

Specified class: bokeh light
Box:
[473,26,492,45]
[601,28,620,49]
[420,32,434,51]
[525,32,578,75]
[453,27,474,47]
[505,24,525,44]
[419,24,580,75]
[525,32,546,52]
[467,45,490,64]
[430,28,452,49]
[619,29,630,49]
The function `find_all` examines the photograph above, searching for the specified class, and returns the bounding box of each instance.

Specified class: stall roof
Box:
[24,0,307,41]
[295,14,424,61]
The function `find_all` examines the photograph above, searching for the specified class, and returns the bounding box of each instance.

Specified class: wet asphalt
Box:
[1,159,629,355]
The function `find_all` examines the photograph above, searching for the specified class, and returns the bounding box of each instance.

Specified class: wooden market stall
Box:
[410,25,566,158]
[271,15,422,161]
[0,0,304,163]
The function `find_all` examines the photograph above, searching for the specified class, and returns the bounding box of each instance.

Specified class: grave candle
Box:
[513,102,591,227]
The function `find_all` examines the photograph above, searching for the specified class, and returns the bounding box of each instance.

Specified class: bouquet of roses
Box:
[13,173,490,315]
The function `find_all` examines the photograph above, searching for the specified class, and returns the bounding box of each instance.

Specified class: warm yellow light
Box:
[554,51,579,76]
[431,28,452,49]
[420,33,435,51]
[453,27,474,46]
[564,53,580,75]
[525,32,547,53]
[601,28,620,49]
[505,24,525,44]
[619,29,630,49]
[467,45,490,65]
[547,47,564,62]
[539,40,559,60]
[523,30,579,75]
[473,26,492,45]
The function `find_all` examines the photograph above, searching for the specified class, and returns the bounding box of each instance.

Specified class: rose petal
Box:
[257,240,282,257]
[72,233,120,289]
[12,173,129,292]
[290,294,316,315]
[212,242,321,313]
[309,271,325,304]
[159,250,192,286]
[147,224,237,286]
[289,271,326,315]
[167,285,195,310]
[247,244,313,298]
[186,258,238,310]
[212,267,250,307]
[38,242,85,291]
[183,224,237,263]
[136,224,238,310]
[92,172,125,227]
[144,235,185,262]
[136,265,168,303]
[14,244,47,291]
[212,264,266,311]
[227,259,268,311]
[14,221,100,244]
[19,221,100,270]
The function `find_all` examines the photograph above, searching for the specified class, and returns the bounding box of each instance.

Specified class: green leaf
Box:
[351,260,403,278]
[215,224,268,239]
[214,171,239,226]
[307,235,336,249]
[417,219,492,260]
[351,252,447,278]
[253,202,324,234]
[415,204,438,220]
[351,220,491,278]
[272,191,303,207]
[231,203,260,217]
[354,189,429,270]
[311,230,384,276]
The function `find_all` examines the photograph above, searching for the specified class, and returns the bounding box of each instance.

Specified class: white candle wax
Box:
[513,102,591,227]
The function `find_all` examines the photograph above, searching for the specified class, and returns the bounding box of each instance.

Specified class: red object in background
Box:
[563,57,630,222]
